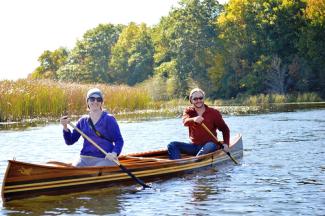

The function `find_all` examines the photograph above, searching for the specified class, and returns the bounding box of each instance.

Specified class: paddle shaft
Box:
[68,122,151,188]
[201,123,239,165]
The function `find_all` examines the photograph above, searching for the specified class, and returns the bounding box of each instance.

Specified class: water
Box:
[0,109,324,215]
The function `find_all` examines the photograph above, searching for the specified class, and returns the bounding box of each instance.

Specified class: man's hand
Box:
[105,152,118,162]
[193,116,204,124]
[221,144,229,153]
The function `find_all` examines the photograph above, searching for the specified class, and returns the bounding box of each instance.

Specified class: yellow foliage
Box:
[305,0,325,25]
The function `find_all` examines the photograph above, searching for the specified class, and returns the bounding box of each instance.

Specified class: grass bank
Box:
[0,79,153,122]
[0,79,324,125]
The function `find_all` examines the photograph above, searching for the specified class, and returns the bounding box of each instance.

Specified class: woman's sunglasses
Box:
[88,97,103,102]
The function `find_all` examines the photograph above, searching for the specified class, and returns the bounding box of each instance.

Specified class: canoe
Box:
[1,134,243,202]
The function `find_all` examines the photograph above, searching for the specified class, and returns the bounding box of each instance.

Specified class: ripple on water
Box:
[1,110,325,215]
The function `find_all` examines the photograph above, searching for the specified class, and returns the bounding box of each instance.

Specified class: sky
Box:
[0,0,226,81]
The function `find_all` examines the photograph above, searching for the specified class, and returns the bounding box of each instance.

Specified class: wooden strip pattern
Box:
[2,134,243,202]
[3,153,232,194]
[5,152,239,195]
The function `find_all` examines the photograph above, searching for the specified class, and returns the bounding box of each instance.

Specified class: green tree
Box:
[298,0,325,96]
[30,47,69,80]
[109,23,154,85]
[57,24,122,83]
[152,0,222,97]
[216,0,308,97]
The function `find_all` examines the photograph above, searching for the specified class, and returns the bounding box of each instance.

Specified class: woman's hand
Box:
[105,152,118,162]
[60,116,70,131]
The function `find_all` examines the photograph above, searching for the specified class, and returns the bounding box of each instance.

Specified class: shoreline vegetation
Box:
[0,79,324,130]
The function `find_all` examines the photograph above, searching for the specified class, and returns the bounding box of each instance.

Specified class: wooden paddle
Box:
[201,123,239,165]
[68,122,151,189]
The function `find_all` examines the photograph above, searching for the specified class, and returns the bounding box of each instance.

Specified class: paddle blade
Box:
[119,164,151,189]
[226,152,239,165]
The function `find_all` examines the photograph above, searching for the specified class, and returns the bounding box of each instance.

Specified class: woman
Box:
[60,88,124,167]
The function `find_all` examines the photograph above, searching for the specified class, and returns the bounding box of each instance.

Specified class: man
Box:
[167,88,230,159]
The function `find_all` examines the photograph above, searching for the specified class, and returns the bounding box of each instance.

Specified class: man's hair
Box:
[189,88,205,100]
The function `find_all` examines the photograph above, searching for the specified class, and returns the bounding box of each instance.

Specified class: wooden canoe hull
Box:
[1,134,243,202]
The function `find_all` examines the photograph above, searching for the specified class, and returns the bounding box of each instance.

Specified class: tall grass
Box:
[236,93,321,106]
[0,80,66,121]
[0,79,323,122]
[0,79,152,122]
[288,92,322,103]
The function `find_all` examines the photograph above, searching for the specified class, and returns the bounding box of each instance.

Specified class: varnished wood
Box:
[122,156,170,162]
[1,134,243,202]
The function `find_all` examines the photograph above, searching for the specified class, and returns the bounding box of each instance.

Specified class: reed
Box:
[230,92,323,107]
[0,79,153,122]
[240,94,270,106]
[291,92,322,103]
[0,80,66,121]
[0,79,323,123]
[270,94,286,103]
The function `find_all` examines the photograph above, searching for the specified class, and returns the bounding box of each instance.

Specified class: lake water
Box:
[0,109,324,215]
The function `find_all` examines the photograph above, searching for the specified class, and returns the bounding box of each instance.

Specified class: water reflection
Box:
[3,187,131,215]
[190,177,216,202]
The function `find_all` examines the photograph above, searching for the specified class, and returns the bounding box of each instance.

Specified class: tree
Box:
[216,0,309,97]
[152,0,222,97]
[265,55,288,94]
[57,24,123,83]
[30,47,69,80]
[298,0,325,96]
[109,23,154,85]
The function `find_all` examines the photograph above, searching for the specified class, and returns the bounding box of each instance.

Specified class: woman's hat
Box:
[86,88,103,101]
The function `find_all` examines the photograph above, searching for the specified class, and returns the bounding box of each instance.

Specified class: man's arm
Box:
[215,111,230,145]
[183,111,203,126]
[182,107,195,126]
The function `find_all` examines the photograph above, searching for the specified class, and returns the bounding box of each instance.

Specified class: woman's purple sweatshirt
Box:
[63,111,124,158]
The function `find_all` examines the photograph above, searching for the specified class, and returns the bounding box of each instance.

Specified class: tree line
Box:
[29,0,325,99]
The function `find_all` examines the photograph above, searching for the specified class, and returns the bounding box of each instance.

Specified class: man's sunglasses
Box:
[192,97,204,101]
[88,97,103,102]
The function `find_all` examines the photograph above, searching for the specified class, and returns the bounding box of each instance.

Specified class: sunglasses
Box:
[88,97,103,102]
[192,97,204,101]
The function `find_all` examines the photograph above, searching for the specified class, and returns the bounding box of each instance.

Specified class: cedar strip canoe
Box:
[1,134,243,202]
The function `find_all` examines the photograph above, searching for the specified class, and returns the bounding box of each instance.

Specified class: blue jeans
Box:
[167,141,219,159]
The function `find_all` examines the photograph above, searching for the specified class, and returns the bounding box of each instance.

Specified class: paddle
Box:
[68,122,151,189]
[201,123,239,165]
